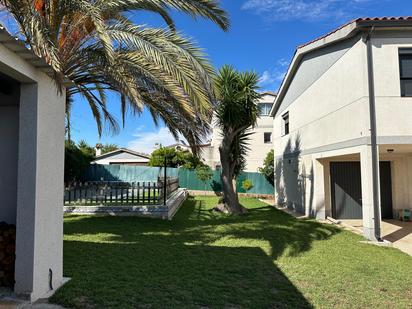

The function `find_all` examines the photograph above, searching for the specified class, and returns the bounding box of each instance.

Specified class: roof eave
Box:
[0,26,73,86]
[270,22,359,117]
[270,19,412,117]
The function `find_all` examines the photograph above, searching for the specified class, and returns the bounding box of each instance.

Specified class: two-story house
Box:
[202,92,276,172]
[271,17,412,241]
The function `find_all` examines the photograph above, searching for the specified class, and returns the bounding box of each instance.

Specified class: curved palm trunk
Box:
[219,135,247,214]
[65,91,72,143]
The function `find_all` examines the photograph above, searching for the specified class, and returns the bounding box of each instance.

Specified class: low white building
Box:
[93,148,150,166]
[0,27,67,300]
[271,17,412,241]
[201,92,276,172]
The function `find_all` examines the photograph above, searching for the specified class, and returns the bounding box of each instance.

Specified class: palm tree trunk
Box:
[219,139,247,214]
[65,91,72,143]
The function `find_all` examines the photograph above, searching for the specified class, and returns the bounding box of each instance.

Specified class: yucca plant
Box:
[0,0,229,152]
[215,65,260,214]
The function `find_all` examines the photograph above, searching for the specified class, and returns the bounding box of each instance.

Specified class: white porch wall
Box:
[391,156,412,212]
[0,42,65,301]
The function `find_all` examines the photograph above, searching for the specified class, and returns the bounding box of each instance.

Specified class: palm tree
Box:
[214,65,260,214]
[0,0,229,150]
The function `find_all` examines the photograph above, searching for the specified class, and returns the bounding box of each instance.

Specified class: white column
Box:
[15,78,66,301]
[312,159,326,219]
[14,83,38,297]
[360,145,381,240]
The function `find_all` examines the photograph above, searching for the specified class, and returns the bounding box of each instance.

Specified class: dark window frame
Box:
[399,49,412,97]
[282,112,289,136]
[264,132,272,144]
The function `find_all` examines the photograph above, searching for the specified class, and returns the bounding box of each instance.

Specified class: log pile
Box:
[0,222,15,287]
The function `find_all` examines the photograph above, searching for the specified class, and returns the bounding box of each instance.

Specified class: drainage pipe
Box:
[364,27,382,241]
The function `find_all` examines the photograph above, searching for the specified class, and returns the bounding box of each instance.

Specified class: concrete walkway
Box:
[0,298,65,309]
[340,219,412,256]
[263,200,412,256]
[0,288,65,309]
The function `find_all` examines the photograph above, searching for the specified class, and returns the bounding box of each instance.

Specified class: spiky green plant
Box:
[0,0,229,150]
[214,65,260,214]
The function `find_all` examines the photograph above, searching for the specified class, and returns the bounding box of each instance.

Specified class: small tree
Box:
[196,165,214,191]
[258,150,275,185]
[149,148,179,167]
[64,141,94,182]
[149,147,205,169]
[78,140,95,158]
[215,65,261,214]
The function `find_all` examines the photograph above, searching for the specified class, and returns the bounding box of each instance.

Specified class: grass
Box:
[51,196,412,309]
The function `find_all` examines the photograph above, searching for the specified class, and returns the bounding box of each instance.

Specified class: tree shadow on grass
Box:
[53,241,313,309]
[57,196,341,308]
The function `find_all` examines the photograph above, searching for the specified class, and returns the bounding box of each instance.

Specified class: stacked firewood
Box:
[0,222,15,287]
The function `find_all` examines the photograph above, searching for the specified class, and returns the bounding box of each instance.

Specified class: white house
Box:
[0,27,67,300]
[202,92,276,172]
[271,17,412,241]
[93,148,150,166]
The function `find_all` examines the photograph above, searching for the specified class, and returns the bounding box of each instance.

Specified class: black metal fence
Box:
[64,177,179,206]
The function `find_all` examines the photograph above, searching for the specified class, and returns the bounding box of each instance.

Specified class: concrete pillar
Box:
[312,159,326,219]
[360,145,381,240]
[14,83,37,297]
[14,80,66,301]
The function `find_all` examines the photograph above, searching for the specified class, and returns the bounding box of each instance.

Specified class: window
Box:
[399,49,412,97]
[282,112,289,135]
[258,103,273,116]
[264,132,272,144]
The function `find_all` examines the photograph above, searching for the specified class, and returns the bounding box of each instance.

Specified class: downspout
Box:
[364,27,382,241]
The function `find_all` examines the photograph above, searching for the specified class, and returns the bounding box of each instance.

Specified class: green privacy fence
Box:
[178,169,274,195]
[83,165,274,195]
[83,165,178,182]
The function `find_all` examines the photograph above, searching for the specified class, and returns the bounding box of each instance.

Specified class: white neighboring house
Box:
[271,17,412,241]
[0,27,67,300]
[93,148,150,166]
[201,92,276,172]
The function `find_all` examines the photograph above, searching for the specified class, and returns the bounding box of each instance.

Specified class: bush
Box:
[258,150,274,185]
[149,147,205,169]
[64,141,95,182]
[196,165,214,190]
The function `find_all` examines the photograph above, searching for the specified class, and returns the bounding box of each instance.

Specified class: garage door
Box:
[330,162,363,219]
[330,161,394,220]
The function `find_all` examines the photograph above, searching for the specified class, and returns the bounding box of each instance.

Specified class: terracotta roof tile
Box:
[298,16,412,49]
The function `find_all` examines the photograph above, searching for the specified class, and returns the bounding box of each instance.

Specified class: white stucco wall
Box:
[273,37,369,156]
[273,29,412,223]
[0,41,65,301]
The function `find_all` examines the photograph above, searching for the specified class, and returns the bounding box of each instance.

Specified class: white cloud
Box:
[242,0,375,22]
[127,126,185,154]
[259,58,289,89]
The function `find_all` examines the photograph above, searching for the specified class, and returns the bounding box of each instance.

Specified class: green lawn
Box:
[51,196,412,309]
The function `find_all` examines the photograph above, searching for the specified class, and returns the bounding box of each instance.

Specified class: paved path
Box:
[0,299,65,309]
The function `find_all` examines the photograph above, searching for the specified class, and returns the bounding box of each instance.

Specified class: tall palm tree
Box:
[215,65,260,214]
[0,0,229,150]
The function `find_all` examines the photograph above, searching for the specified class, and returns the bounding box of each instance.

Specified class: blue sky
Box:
[70,0,412,153]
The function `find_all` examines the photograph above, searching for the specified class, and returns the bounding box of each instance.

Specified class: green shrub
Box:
[242,179,253,191]
[258,150,274,185]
